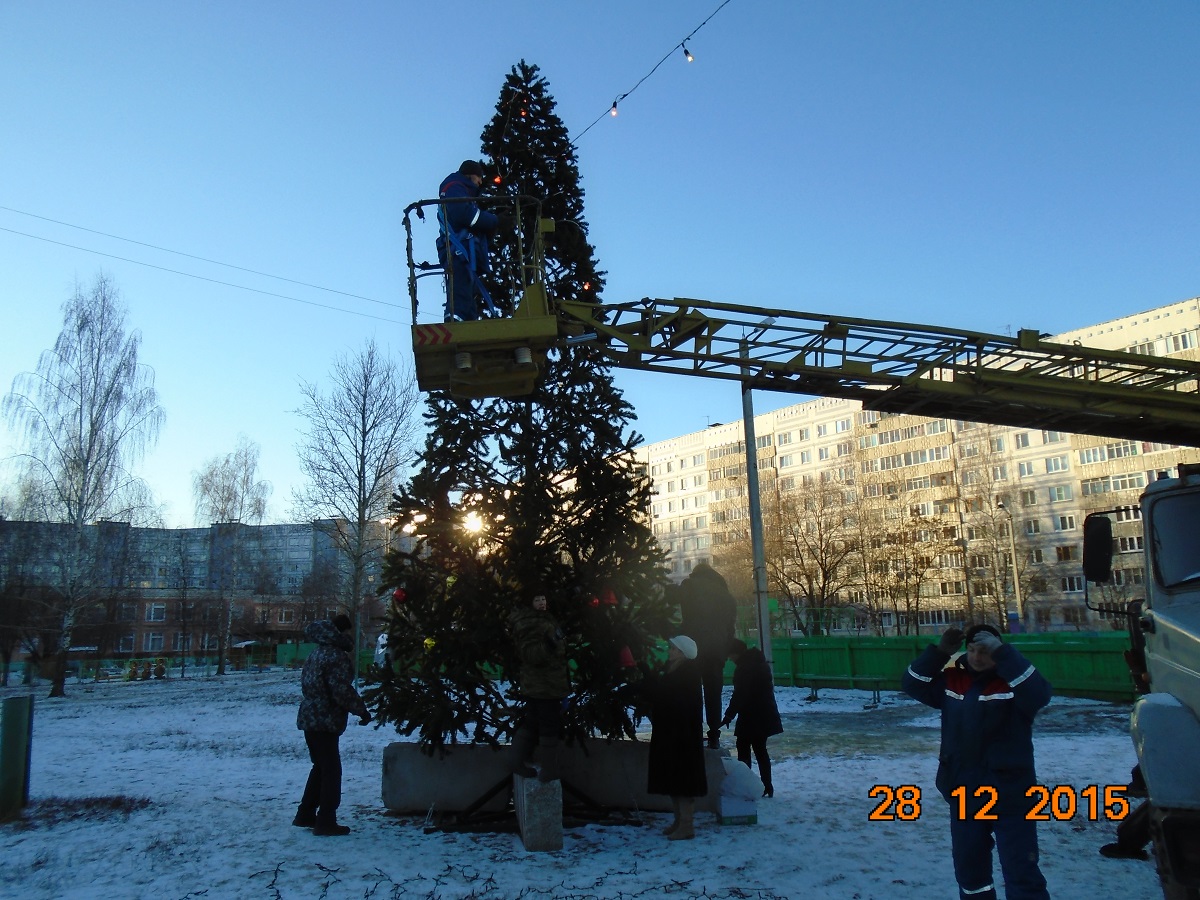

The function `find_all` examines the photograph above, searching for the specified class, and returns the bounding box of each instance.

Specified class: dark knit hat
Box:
[332,614,353,633]
[459,159,485,178]
[965,623,1002,644]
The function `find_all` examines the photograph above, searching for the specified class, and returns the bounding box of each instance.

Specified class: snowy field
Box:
[0,669,1162,900]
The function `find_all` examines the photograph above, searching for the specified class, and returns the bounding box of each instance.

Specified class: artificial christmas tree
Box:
[367,61,673,754]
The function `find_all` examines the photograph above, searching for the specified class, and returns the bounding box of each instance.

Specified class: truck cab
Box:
[1086,463,1200,896]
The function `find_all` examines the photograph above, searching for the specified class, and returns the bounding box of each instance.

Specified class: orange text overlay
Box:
[868,784,1131,822]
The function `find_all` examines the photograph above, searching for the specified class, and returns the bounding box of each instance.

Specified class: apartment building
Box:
[638,298,1200,633]
[0,518,404,664]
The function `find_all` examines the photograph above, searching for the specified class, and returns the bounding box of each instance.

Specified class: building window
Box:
[146,602,166,623]
[1172,332,1196,352]
[277,609,295,625]
[777,432,793,445]
[1028,548,1045,563]
[1024,519,1041,535]
[779,455,793,468]
[1020,489,1037,506]
[1048,485,1073,502]
[118,634,135,653]
[1015,433,1030,449]
[1018,462,1035,478]
[143,632,165,652]
[1062,606,1087,625]
[1118,535,1145,553]
[1042,430,1066,444]
[1055,545,1078,562]
[1045,455,1069,473]
[1113,568,1146,586]
[940,581,965,596]
[1055,515,1077,531]
[1061,576,1084,593]
[172,632,192,651]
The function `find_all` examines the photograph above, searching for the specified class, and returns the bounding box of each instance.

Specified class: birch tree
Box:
[2,273,163,696]
[293,339,418,676]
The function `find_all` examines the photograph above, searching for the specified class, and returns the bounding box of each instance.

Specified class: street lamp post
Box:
[996,501,1025,631]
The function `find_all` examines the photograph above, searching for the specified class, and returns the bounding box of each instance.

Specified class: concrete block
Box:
[514,775,563,851]
[381,742,517,813]
[382,740,729,816]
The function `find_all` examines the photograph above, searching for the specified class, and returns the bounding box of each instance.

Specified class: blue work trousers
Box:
[949,811,1049,900]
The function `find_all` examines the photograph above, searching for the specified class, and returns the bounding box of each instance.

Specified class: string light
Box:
[572,0,733,143]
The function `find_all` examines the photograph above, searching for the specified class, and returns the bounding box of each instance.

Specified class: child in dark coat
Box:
[720,639,783,797]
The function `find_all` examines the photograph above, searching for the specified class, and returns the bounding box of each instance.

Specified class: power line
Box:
[0,226,403,324]
[572,0,734,144]
[0,204,400,310]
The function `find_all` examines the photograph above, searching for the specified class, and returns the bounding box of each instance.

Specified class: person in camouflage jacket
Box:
[508,591,570,781]
[294,615,370,835]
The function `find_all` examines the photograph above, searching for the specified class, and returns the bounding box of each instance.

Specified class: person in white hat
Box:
[645,634,707,840]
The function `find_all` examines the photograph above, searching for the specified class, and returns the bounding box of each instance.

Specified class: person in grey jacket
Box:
[294,615,370,836]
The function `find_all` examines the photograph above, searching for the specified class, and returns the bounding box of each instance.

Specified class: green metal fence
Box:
[277,642,374,674]
[762,632,1134,701]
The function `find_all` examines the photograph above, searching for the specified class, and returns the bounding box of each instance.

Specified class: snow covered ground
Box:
[0,670,1162,900]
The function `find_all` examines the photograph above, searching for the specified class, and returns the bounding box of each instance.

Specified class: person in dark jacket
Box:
[508,590,570,781]
[647,634,708,840]
[294,615,370,836]
[678,562,738,748]
[720,639,783,797]
[437,159,499,322]
[903,623,1052,900]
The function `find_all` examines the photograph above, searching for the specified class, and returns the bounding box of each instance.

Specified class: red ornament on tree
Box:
[392,588,407,603]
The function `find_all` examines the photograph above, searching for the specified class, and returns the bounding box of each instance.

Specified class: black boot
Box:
[536,737,562,782]
[511,727,539,778]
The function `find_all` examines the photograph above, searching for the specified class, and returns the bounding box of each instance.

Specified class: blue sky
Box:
[2,1,1198,527]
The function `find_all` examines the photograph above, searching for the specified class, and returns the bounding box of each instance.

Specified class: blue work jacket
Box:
[903,642,1051,816]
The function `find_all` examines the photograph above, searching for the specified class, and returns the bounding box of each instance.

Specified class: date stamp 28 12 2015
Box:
[868,783,1131,822]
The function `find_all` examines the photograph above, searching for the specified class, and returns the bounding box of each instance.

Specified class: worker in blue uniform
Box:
[437,160,499,322]
[903,623,1052,900]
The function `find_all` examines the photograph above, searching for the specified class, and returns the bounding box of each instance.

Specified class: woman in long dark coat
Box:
[720,638,783,797]
[646,634,707,840]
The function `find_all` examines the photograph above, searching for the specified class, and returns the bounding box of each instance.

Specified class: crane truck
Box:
[407,194,1200,897]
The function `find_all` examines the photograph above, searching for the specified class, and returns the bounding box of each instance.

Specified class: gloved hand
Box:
[495,213,514,232]
[359,712,372,726]
[971,631,1003,655]
[937,627,965,655]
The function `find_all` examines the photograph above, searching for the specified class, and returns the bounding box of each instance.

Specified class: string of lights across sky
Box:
[572,0,733,144]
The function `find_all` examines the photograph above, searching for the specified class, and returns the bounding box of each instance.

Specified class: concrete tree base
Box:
[381,740,730,815]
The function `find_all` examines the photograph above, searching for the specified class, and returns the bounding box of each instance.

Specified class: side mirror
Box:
[1083,514,1114,584]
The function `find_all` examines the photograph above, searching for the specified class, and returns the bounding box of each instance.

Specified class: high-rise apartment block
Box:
[637,298,1200,634]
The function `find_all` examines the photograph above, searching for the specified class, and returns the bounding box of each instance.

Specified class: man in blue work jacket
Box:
[437,160,499,322]
[903,623,1052,900]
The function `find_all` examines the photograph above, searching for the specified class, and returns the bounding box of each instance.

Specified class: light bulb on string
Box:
[610,101,618,117]
[682,43,694,63]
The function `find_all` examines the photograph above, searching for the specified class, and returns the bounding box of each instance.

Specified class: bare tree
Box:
[2,273,163,696]
[192,438,271,674]
[293,339,418,676]
[192,435,271,525]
